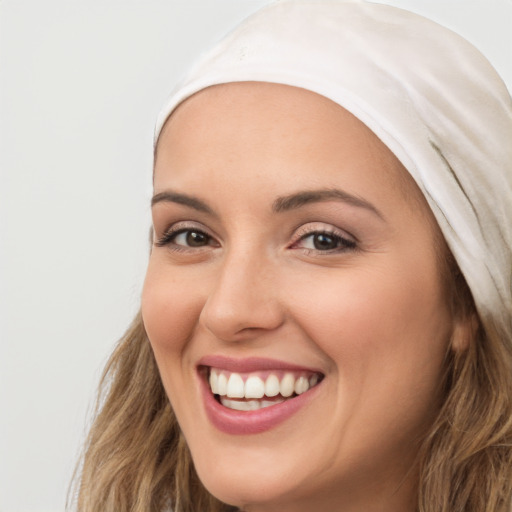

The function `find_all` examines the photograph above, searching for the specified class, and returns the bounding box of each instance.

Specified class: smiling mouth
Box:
[204,367,324,412]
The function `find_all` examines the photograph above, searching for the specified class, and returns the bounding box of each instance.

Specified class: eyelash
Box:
[155,225,357,254]
[291,229,357,254]
[155,225,216,251]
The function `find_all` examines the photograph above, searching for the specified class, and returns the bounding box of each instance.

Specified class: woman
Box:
[72,1,512,511]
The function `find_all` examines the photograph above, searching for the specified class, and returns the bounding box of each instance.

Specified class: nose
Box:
[199,249,285,342]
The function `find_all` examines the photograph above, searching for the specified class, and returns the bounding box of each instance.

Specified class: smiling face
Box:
[142,82,459,512]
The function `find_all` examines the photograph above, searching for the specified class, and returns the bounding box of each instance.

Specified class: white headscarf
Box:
[155,0,512,335]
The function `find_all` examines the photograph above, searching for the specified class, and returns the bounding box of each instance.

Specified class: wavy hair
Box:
[70,253,512,512]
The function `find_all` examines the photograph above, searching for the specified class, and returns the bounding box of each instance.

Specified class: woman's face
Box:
[143,82,460,512]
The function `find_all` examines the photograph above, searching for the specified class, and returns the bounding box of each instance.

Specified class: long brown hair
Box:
[70,258,512,512]
[70,312,235,512]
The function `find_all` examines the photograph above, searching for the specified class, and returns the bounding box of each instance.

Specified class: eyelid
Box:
[289,222,358,253]
[155,221,219,248]
[291,222,356,244]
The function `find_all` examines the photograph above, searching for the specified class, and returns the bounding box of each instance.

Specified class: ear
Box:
[451,312,479,352]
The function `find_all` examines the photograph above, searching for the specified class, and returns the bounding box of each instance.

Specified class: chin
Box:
[191,449,314,510]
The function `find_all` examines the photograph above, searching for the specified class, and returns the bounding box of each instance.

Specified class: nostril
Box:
[199,307,284,343]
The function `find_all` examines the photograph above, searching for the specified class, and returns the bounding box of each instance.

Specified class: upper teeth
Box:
[209,368,320,399]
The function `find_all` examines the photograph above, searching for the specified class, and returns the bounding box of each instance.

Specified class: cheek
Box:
[286,261,452,415]
[141,260,202,370]
[141,260,210,433]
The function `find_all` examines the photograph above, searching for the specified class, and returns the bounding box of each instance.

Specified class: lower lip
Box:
[199,372,322,435]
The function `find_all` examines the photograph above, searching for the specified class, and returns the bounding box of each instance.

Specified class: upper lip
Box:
[197,355,324,374]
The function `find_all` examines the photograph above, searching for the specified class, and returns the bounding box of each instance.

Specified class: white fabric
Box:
[155,0,512,334]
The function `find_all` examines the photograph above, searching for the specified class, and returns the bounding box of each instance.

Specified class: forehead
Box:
[155,82,428,214]
[159,82,380,156]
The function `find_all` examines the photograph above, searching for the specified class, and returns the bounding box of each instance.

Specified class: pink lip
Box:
[197,356,324,435]
[197,355,322,373]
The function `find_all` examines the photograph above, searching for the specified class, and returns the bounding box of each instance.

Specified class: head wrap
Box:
[155,0,512,335]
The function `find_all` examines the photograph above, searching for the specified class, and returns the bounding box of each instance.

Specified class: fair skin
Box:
[142,82,466,512]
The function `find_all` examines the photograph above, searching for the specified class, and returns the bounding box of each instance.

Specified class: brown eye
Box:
[155,228,216,249]
[293,230,357,253]
[312,233,339,250]
[185,230,210,247]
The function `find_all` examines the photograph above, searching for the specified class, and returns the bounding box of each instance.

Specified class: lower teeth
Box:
[219,396,287,411]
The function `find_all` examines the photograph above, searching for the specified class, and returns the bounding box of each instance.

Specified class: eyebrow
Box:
[151,188,384,220]
[272,189,384,219]
[151,191,215,215]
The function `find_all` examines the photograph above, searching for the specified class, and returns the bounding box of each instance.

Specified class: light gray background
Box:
[1,1,510,511]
